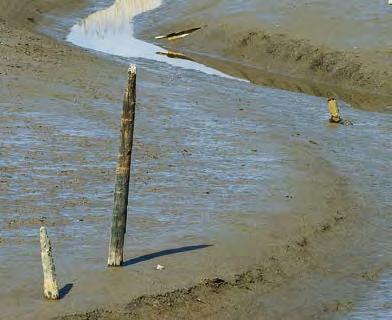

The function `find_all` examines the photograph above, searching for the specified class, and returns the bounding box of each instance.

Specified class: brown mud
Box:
[140,0,392,112]
[0,0,391,319]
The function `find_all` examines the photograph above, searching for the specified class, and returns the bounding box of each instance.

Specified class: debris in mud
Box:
[56,170,74,176]
[320,223,331,232]
[8,216,45,227]
[308,139,319,145]
[195,298,205,304]
[156,264,165,271]
[360,269,381,281]
[240,32,257,47]
[342,119,354,126]
[383,302,392,309]
[156,50,195,61]
[203,277,227,288]
[234,268,264,287]
[181,149,192,156]
[155,26,204,41]
[6,216,69,229]
[322,301,354,312]
[297,237,308,247]
[334,211,345,222]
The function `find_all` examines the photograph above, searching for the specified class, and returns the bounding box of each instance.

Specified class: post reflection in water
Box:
[67,0,236,78]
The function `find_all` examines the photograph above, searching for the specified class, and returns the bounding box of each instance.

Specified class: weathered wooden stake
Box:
[327,97,341,123]
[108,65,137,267]
[40,226,60,300]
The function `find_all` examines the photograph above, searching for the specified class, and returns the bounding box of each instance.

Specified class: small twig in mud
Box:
[196,298,206,304]
[320,223,331,232]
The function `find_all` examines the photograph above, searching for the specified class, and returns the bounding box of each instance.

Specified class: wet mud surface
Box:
[139,0,392,111]
[0,0,391,319]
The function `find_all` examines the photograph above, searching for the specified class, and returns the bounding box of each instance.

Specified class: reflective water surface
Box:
[67,0,237,79]
[0,0,390,319]
[67,2,392,316]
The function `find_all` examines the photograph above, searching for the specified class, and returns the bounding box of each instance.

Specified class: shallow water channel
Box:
[0,0,390,319]
[67,0,235,79]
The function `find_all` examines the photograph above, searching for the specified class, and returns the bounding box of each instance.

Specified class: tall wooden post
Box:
[40,226,60,300]
[108,65,137,267]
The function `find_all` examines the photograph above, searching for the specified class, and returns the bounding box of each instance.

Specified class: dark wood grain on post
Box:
[108,65,137,267]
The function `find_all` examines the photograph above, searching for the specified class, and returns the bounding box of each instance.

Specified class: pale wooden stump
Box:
[327,97,342,123]
[40,226,60,300]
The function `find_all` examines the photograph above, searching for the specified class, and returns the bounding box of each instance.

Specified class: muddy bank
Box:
[0,0,391,319]
[54,167,386,320]
[138,0,392,111]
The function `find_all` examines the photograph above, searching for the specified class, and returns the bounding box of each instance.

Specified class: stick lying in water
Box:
[156,51,195,62]
[155,26,204,40]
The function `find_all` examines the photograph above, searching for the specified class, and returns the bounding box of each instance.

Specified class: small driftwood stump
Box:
[40,226,60,300]
[327,97,341,123]
[108,65,137,267]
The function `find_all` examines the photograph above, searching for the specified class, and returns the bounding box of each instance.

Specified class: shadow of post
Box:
[59,283,74,299]
[122,244,212,267]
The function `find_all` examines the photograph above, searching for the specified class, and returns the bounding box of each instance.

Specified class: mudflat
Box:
[0,1,391,320]
[139,0,392,111]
